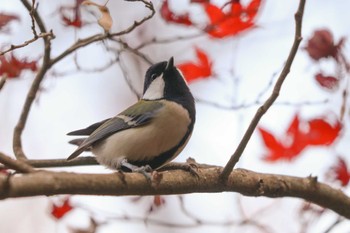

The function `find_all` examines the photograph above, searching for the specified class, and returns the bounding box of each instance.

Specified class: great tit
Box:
[67,57,196,173]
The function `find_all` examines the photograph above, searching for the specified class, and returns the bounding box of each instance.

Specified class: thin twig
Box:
[92,200,272,232]
[0,74,7,90]
[220,0,306,180]
[13,0,52,160]
[29,0,38,37]
[50,57,118,77]
[323,216,344,233]
[0,152,35,173]
[118,55,142,99]
[0,31,54,56]
[135,33,203,50]
[196,97,328,111]
[0,0,55,56]
[0,0,47,56]
[113,38,153,65]
[49,0,155,67]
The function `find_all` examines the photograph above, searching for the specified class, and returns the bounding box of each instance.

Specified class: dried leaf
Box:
[82,1,113,32]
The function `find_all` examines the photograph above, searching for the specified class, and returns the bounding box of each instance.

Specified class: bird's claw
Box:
[159,162,199,178]
[119,159,153,181]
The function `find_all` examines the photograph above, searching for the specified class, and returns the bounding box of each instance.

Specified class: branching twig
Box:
[29,0,38,37]
[196,97,328,111]
[87,202,272,232]
[0,0,55,56]
[12,0,155,160]
[0,31,54,56]
[49,0,155,67]
[135,33,203,50]
[118,55,143,99]
[50,55,118,77]
[220,0,306,180]
[0,152,35,173]
[13,0,52,160]
[113,38,154,65]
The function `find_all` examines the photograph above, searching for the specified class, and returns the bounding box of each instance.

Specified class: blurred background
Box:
[1,0,350,232]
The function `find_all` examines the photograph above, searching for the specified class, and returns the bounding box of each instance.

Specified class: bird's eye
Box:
[151,73,158,80]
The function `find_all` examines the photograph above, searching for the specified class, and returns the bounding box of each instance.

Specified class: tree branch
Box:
[113,38,154,65]
[220,0,306,180]
[12,0,155,160]
[0,167,349,219]
[13,0,52,160]
[0,152,34,173]
[26,156,98,168]
[0,31,54,56]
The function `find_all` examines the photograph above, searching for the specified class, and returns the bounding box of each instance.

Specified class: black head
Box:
[142,60,167,96]
[142,57,195,122]
[143,57,192,100]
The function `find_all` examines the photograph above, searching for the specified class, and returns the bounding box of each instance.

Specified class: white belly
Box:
[92,101,191,170]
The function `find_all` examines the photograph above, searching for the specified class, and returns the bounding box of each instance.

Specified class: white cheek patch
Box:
[143,75,165,100]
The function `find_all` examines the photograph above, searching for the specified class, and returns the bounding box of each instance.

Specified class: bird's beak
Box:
[166,57,174,70]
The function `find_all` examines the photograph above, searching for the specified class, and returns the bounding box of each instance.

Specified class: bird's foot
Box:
[119,158,153,181]
[159,160,199,178]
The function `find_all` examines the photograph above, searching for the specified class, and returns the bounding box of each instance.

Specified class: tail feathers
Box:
[69,138,87,147]
[67,128,93,136]
[67,118,110,136]
[67,147,86,160]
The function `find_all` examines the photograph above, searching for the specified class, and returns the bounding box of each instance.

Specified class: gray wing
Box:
[67,118,111,136]
[67,100,164,160]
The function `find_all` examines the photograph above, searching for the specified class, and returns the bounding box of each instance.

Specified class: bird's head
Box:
[142,57,191,101]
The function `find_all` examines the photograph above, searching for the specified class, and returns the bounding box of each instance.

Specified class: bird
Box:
[67,57,196,174]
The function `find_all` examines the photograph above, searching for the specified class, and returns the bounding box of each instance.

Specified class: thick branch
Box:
[0,152,34,173]
[220,0,306,179]
[0,168,349,219]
